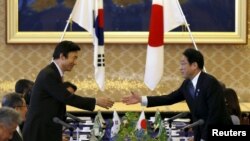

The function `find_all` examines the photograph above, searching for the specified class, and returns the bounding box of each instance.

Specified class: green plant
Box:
[115,112,167,141]
[116,112,138,141]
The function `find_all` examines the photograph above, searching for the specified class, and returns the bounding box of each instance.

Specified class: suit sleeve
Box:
[147,83,186,107]
[42,71,96,111]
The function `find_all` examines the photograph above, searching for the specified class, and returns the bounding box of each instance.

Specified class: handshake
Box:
[95,92,141,109]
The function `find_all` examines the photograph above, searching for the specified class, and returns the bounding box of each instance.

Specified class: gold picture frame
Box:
[7,0,247,44]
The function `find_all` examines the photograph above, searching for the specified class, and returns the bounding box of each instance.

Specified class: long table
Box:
[67,102,250,112]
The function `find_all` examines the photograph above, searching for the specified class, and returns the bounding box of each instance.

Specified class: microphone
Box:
[165,112,188,123]
[53,117,75,131]
[181,119,204,130]
[66,113,85,123]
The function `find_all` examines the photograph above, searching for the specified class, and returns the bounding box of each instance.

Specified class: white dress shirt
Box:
[16,126,23,139]
[53,61,64,77]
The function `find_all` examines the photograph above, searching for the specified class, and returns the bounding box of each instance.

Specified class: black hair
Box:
[53,40,81,59]
[15,79,34,94]
[224,88,241,118]
[15,79,34,105]
[183,48,204,70]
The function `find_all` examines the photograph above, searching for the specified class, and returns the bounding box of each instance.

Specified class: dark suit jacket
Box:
[22,63,96,141]
[10,130,22,141]
[147,72,232,141]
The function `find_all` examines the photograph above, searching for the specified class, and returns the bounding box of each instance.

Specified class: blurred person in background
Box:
[0,107,22,141]
[1,92,28,141]
[15,79,34,106]
[224,88,241,125]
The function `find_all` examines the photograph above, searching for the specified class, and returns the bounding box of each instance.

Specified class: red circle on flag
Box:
[140,119,147,129]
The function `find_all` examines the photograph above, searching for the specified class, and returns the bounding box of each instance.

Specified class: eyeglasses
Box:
[15,105,27,108]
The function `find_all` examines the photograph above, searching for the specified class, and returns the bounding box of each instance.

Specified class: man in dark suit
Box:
[1,93,27,141]
[122,48,232,141]
[22,40,114,141]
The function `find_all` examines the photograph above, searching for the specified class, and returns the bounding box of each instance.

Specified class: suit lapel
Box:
[195,72,205,98]
[12,130,23,141]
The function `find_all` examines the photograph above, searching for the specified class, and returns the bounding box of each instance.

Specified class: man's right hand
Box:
[95,97,114,109]
[122,91,141,105]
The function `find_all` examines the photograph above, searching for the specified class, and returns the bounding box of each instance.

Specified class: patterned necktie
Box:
[188,81,195,98]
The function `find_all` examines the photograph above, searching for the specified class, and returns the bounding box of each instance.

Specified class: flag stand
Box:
[69,128,74,141]
[75,122,80,141]
[167,120,173,141]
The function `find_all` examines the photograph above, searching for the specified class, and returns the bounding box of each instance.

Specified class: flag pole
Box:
[51,14,72,61]
[52,14,72,62]
[175,1,207,73]
[60,14,72,42]
[50,14,74,63]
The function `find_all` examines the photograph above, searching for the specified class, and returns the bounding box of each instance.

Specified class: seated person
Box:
[224,88,241,125]
[0,107,22,141]
[15,79,34,105]
[2,92,28,141]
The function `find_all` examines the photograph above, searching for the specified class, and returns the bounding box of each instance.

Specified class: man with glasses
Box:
[1,93,28,141]
[0,107,22,141]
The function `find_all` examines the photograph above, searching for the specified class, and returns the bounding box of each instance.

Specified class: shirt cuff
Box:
[141,96,148,106]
